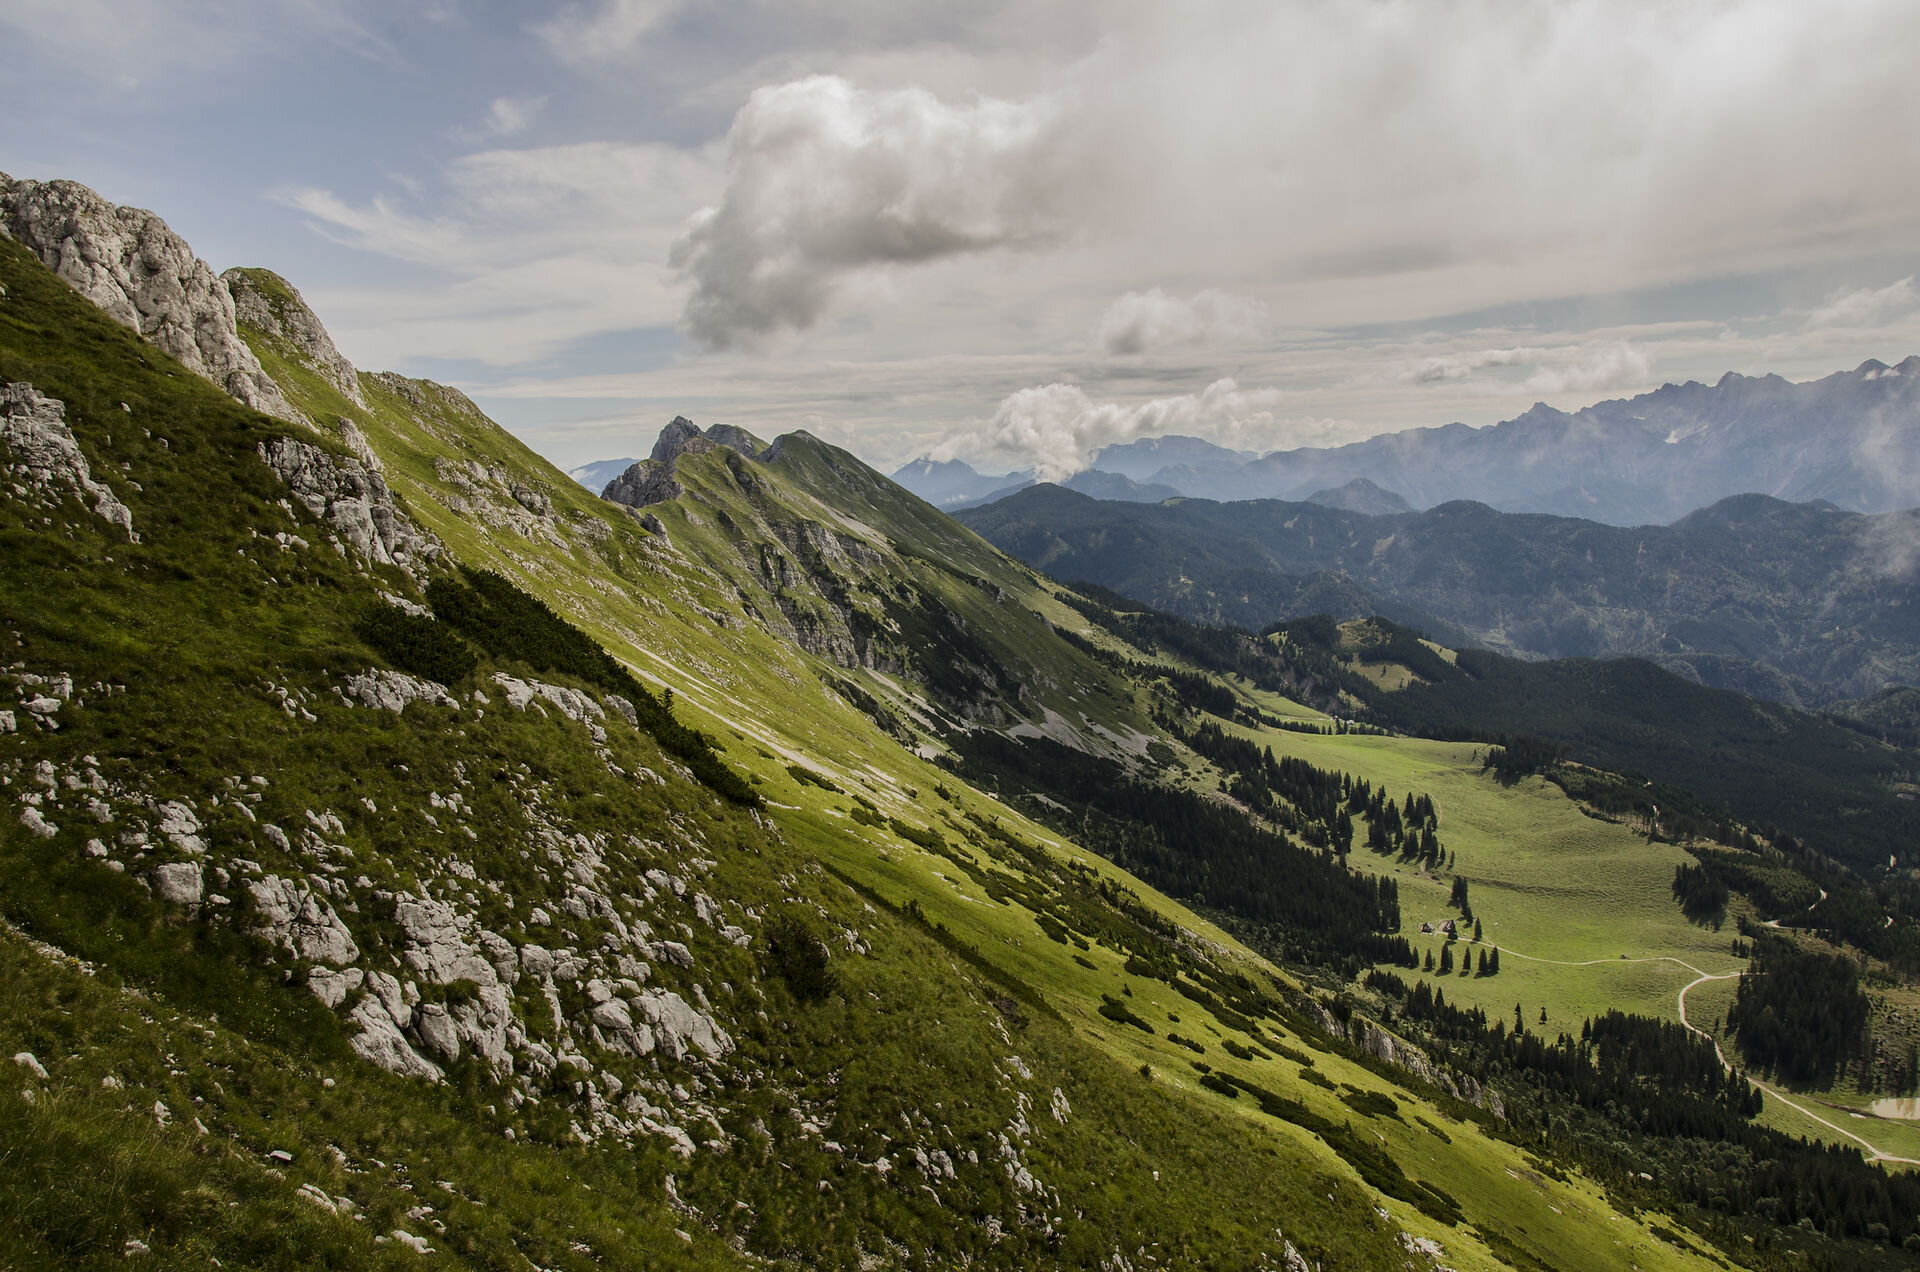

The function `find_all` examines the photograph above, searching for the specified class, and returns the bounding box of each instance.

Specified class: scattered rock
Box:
[150,860,203,906]
[343,669,456,713]
[12,1052,47,1079]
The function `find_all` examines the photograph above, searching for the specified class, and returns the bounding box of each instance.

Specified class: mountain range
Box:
[892,365,1920,526]
[958,484,1920,706]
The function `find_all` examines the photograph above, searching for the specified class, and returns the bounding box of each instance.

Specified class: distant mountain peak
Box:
[1304,477,1414,516]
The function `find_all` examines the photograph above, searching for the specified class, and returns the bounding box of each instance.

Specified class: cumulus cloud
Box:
[670,75,1072,348]
[937,378,1287,482]
[1097,288,1268,354]
[1807,276,1917,329]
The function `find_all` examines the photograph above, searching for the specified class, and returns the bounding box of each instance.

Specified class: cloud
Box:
[1522,342,1653,395]
[482,96,547,138]
[1807,276,1917,329]
[536,0,679,64]
[275,140,723,364]
[936,377,1288,482]
[670,75,1071,348]
[1397,347,1533,385]
[1385,341,1652,396]
[1097,288,1268,355]
[0,0,388,91]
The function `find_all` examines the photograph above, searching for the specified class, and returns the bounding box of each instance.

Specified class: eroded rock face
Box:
[222,268,365,407]
[247,875,360,965]
[590,988,733,1061]
[0,174,298,423]
[259,437,439,575]
[602,459,683,510]
[1,382,136,539]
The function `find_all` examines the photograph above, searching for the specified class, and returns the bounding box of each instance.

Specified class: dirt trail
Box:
[1491,944,1920,1165]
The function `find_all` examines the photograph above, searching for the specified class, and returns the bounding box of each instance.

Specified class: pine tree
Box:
[1490,946,1501,974]
[1423,948,1435,972]
[1439,945,1454,975]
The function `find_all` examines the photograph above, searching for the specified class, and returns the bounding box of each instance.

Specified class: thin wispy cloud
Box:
[1807,276,1917,330]
[535,0,679,64]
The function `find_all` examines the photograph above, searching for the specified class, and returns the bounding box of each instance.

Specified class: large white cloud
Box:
[670,75,1072,348]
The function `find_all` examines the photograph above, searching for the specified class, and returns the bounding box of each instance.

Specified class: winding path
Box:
[1488,945,1920,1165]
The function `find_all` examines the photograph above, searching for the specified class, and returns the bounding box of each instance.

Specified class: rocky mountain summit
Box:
[601,416,770,511]
[0,173,298,424]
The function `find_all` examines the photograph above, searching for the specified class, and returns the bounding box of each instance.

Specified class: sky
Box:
[5,0,1920,481]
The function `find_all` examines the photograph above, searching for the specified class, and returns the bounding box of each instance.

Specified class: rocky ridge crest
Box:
[223,267,366,407]
[0,173,299,424]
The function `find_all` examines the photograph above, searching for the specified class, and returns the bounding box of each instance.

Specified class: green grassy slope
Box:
[0,237,1754,1270]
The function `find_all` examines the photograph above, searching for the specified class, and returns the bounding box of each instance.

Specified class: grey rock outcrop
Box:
[602,459,684,510]
[343,669,456,713]
[347,993,444,1082]
[650,416,712,465]
[247,874,359,965]
[704,424,769,458]
[491,673,605,734]
[2,382,136,539]
[151,861,204,907]
[222,268,365,407]
[0,174,297,423]
[591,988,733,1061]
[259,436,439,575]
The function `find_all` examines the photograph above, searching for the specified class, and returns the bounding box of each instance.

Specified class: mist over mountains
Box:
[958,485,1920,707]
[896,362,1920,525]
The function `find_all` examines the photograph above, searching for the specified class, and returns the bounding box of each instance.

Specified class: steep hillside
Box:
[6,174,1919,1270]
[0,179,1773,1272]
[958,484,1920,704]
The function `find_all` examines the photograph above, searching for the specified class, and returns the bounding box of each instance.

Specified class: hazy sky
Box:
[6,0,1920,479]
